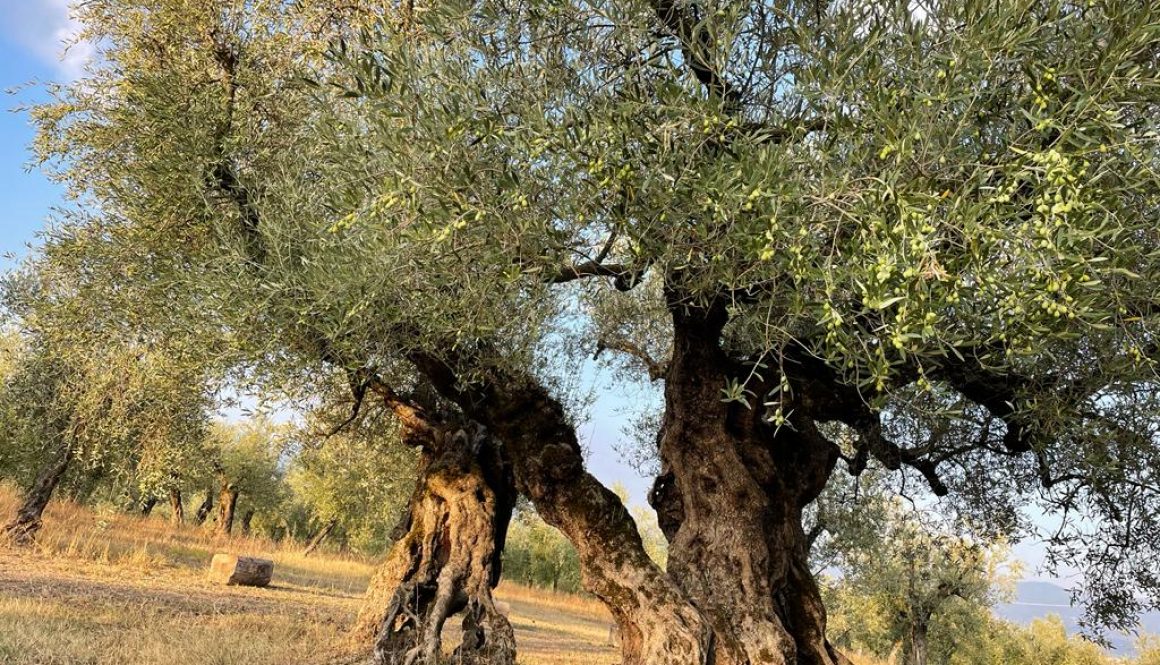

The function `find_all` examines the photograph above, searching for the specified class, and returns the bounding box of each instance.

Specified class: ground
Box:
[0,488,618,665]
[0,487,886,665]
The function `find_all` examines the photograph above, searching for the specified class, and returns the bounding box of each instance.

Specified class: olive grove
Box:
[24,0,1160,663]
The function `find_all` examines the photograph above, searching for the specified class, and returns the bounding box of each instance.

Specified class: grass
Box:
[0,486,894,665]
[0,485,619,665]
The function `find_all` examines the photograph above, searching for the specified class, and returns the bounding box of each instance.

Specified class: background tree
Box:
[286,417,416,556]
[0,265,213,544]
[816,471,1016,663]
[206,420,286,536]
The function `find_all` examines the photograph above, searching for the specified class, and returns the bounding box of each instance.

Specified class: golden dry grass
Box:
[0,485,618,665]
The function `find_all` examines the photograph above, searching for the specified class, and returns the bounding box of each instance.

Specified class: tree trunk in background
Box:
[168,488,184,525]
[140,496,158,516]
[217,483,239,536]
[905,619,930,665]
[2,444,73,545]
[303,518,337,557]
[411,353,714,665]
[240,509,254,535]
[194,491,214,525]
[352,412,517,665]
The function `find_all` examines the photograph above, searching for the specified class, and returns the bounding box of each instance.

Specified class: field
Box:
[0,487,620,665]
[0,488,888,665]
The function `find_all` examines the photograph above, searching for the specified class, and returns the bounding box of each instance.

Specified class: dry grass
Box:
[0,484,618,665]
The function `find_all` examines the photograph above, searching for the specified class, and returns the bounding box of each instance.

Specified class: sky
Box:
[0,0,80,269]
[0,0,1076,588]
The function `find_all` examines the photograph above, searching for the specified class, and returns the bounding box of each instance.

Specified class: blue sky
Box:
[0,0,81,269]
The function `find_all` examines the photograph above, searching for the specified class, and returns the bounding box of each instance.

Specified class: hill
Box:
[997,581,1160,657]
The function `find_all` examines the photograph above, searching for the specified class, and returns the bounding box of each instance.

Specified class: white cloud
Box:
[1,0,95,81]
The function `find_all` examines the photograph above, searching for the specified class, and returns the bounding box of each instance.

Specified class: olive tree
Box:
[29,1,1160,664]
[0,268,212,544]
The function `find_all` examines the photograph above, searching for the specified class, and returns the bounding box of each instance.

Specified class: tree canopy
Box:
[23,0,1160,661]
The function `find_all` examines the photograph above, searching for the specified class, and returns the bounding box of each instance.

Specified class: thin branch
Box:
[595,338,670,381]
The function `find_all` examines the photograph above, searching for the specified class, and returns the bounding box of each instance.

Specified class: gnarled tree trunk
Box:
[140,496,158,516]
[240,509,254,535]
[352,402,517,665]
[2,444,73,546]
[650,300,849,665]
[412,303,853,665]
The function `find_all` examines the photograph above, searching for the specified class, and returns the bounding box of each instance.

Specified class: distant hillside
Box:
[996,582,1160,657]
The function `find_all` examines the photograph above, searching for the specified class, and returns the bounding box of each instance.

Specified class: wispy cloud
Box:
[1,0,95,81]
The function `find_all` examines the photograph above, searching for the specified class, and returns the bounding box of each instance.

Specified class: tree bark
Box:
[240,509,254,535]
[650,299,850,665]
[303,517,337,557]
[194,491,214,525]
[2,443,73,545]
[351,408,517,665]
[217,482,239,536]
[411,353,714,665]
[140,496,158,516]
[168,488,184,525]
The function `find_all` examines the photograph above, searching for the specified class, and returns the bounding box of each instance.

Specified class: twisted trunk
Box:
[240,509,254,534]
[650,299,849,665]
[3,444,73,545]
[352,407,517,665]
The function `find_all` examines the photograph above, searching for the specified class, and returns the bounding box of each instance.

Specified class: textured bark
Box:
[352,417,517,665]
[217,482,239,536]
[169,488,184,525]
[650,298,850,665]
[411,354,714,665]
[194,491,214,525]
[240,509,254,535]
[2,444,73,546]
[303,518,337,557]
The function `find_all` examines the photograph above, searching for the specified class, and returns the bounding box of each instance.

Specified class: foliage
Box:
[285,414,417,554]
[24,0,1160,631]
